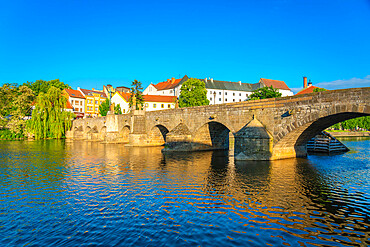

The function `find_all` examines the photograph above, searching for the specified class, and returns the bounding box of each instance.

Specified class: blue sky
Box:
[1,0,369,93]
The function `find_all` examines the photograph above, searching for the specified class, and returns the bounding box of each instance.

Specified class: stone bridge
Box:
[67,87,370,160]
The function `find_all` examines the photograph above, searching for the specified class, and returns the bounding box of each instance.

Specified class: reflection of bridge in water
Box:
[68,87,370,160]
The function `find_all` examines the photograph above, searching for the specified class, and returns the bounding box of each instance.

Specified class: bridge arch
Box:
[120,125,130,143]
[147,124,170,146]
[192,121,232,150]
[272,111,369,160]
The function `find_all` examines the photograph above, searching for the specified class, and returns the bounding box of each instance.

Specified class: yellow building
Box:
[78,87,107,117]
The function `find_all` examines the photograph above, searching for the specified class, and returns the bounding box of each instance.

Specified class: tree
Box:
[129,79,144,110]
[313,88,327,93]
[27,86,75,139]
[249,86,282,100]
[23,79,71,96]
[178,78,209,107]
[114,104,122,115]
[99,99,110,116]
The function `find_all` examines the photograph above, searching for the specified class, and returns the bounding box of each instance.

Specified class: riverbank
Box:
[327,131,370,137]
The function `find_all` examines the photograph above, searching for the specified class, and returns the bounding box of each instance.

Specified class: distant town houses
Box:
[65,75,295,118]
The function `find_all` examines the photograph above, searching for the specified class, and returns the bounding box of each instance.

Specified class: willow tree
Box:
[27,86,75,139]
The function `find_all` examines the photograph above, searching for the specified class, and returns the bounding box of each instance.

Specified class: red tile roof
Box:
[118,91,131,102]
[143,95,177,103]
[259,78,291,90]
[65,88,85,99]
[152,78,183,90]
[79,88,107,98]
[296,86,320,95]
[66,100,73,109]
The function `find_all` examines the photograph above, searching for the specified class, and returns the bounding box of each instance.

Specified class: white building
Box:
[64,88,86,118]
[143,75,189,97]
[111,91,130,114]
[143,95,177,111]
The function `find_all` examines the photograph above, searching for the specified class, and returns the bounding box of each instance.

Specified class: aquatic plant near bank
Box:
[27,86,75,140]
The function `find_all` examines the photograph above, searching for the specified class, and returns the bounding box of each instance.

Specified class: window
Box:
[239,99,241,102]
[210,97,212,101]
[239,93,241,96]
[219,92,221,95]
[95,107,98,111]
[145,103,149,107]
[233,99,235,102]
[233,93,235,96]
[219,98,221,101]
[71,100,74,104]
[153,104,156,108]
[170,90,173,93]
[225,92,227,95]
[123,109,126,113]
[225,98,227,102]
[95,100,98,104]
[246,93,248,96]
[161,104,164,108]
[168,104,171,108]
[209,91,212,94]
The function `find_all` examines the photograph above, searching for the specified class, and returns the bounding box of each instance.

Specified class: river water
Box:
[0,138,369,246]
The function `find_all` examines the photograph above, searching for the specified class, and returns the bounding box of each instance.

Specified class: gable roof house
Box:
[258,78,294,97]
[143,75,189,97]
[78,88,107,117]
[64,88,86,118]
[296,77,324,95]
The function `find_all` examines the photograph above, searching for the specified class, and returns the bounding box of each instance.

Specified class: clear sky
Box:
[1,0,369,93]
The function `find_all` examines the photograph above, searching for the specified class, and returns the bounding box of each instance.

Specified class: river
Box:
[0,138,369,246]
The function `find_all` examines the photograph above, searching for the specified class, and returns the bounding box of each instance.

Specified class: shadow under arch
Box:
[192,121,232,150]
[147,124,169,146]
[273,112,370,159]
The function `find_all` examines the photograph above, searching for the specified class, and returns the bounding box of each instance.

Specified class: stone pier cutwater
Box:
[67,87,370,160]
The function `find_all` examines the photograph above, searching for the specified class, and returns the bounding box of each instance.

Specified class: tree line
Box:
[0,79,73,140]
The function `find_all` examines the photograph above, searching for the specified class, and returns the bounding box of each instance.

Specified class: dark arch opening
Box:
[193,121,231,150]
[148,125,169,146]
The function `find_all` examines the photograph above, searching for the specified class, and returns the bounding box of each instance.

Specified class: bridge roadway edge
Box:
[66,87,370,160]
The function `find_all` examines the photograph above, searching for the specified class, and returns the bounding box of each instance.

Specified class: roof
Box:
[117,91,131,102]
[143,95,177,103]
[296,86,320,95]
[79,88,107,98]
[65,88,85,99]
[201,79,260,92]
[259,78,291,90]
[66,100,73,109]
[152,75,189,90]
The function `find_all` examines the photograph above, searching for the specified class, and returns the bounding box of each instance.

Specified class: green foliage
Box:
[329,116,370,131]
[114,104,122,115]
[179,78,209,108]
[27,86,75,140]
[0,129,25,140]
[99,99,110,116]
[23,79,71,96]
[249,86,282,100]
[129,79,144,110]
[0,83,18,120]
[313,88,327,92]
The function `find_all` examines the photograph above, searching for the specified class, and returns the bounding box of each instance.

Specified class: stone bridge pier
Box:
[67,87,370,160]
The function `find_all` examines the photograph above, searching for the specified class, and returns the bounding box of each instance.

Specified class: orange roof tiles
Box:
[66,100,73,109]
[259,78,291,91]
[65,88,85,99]
[143,95,177,103]
[118,91,131,101]
[152,78,183,90]
[296,86,320,95]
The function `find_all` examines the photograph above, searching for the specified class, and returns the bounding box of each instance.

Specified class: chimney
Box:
[205,78,208,82]
[210,78,213,82]
[308,79,312,87]
[92,88,95,91]
[303,76,307,88]
[171,77,175,84]
[238,81,241,85]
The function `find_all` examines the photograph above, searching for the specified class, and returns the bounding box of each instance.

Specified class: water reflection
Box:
[0,140,369,246]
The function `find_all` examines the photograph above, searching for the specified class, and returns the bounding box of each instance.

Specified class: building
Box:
[258,78,294,97]
[143,95,177,111]
[78,88,107,117]
[296,77,322,95]
[111,91,130,114]
[143,75,294,105]
[201,78,260,104]
[64,88,86,118]
[143,75,189,97]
